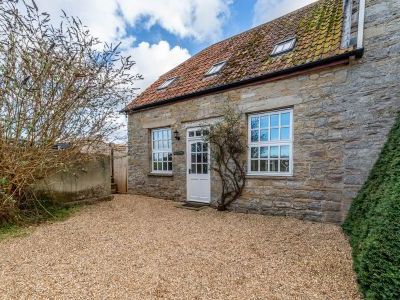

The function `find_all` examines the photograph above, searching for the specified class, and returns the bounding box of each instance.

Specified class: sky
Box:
[32,0,317,142]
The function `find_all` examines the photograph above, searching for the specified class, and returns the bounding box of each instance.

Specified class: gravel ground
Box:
[0,195,361,299]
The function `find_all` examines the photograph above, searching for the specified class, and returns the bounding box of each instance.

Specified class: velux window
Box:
[205,61,226,76]
[248,109,293,175]
[271,38,296,56]
[152,128,172,173]
[157,77,177,90]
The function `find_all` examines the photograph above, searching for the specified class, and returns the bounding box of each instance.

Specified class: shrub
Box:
[343,114,400,299]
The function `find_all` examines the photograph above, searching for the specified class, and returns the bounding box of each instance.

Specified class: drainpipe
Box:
[356,0,366,51]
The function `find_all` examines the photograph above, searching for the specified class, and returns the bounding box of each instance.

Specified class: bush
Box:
[343,114,400,299]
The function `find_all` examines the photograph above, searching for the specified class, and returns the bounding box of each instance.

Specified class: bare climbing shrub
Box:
[206,104,246,211]
[0,0,141,223]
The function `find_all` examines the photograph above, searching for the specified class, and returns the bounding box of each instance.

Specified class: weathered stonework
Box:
[127,0,399,223]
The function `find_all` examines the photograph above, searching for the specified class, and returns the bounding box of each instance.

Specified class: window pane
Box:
[203,143,208,152]
[168,162,172,171]
[271,114,279,126]
[251,130,259,142]
[163,162,167,170]
[260,129,268,141]
[153,141,157,150]
[191,164,196,174]
[168,140,172,149]
[157,162,162,170]
[152,131,156,140]
[162,130,167,139]
[191,144,196,152]
[203,153,208,163]
[163,140,168,149]
[158,153,162,161]
[270,160,278,172]
[197,164,202,174]
[251,160,259,172]
[280,160,290,173]
[153,153,157,162]
[260,116,269,128]
[281,112,290,126]
[158,141,162,150]
[191,154,196,163]
[271,128,279,140]
[280,127,290,140]
[195,130,202,137]
[203,164,208,174]
[260,160,267,171]
[270,146,279,158]
[163,153,168,161]
[283,42,291,51]
[251,117,259,129]
[197,153,202,163]
[251,147,259,158]
[196,142,202,152]
[189,131,194,137]
[260,146,268,158]
[153,162,158,171]
[280,145,290,158]
[167,130,171,139]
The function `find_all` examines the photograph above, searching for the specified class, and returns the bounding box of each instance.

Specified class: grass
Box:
[0,203,82,242]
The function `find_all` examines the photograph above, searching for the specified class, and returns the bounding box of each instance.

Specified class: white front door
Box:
[186,128,210,203]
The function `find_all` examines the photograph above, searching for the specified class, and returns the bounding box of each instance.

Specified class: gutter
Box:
[125,48,364,114]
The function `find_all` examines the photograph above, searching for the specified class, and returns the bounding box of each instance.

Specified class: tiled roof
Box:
[126,0,352,112]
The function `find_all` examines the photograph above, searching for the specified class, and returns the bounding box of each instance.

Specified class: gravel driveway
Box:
[0,195,360,299]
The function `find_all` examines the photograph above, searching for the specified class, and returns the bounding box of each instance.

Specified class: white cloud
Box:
[34,0,124,43]
[34,0,232,43]
[252,0,317,26]
[122,40,191,90]
[118,0,232,41]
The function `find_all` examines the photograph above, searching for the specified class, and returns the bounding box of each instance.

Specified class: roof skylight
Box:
[157,77,177,90]
[205,61,226,76]
[271,38,296,56]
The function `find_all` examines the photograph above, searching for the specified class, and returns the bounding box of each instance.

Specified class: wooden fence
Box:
[111,144,128,194]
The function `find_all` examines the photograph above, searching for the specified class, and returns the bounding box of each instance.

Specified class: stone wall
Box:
[127,0,399,223]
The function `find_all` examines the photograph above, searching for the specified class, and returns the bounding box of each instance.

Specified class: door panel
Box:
[187,132,210,203]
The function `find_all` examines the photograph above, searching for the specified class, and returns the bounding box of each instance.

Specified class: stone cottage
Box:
[124,0,399,223]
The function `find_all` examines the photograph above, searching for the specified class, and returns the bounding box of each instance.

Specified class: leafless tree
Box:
[0,0,141,223]
[206,103,246,211]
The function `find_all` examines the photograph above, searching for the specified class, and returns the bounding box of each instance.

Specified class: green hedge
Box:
[343,114,400,300]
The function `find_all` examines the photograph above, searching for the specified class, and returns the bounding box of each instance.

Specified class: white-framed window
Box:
[205,61,226,76]
[271,38,296,56]
[157,77,177,90]
[248,109,293,176]
[151,128,172,173]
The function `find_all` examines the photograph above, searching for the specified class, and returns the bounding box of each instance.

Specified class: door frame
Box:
[186,127,211,203]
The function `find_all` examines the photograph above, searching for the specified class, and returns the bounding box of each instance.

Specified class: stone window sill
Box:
[148,172,174,177]
[246,174,294,180]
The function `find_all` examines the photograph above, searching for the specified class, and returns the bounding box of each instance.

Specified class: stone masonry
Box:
[127,0,399,223]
